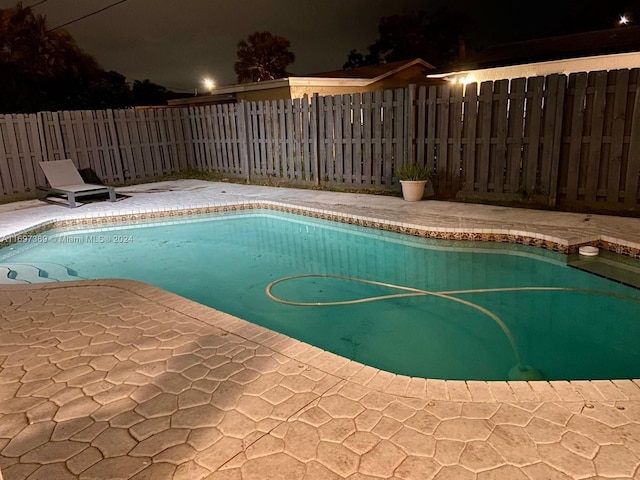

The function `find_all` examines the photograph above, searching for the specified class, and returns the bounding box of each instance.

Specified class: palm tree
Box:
[234,31,295,83]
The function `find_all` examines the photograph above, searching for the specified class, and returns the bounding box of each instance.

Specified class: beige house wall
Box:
[287,65,436,98]
[239,65,438,101]
[375,65,437,89]
[236,86,292,102]
[289,85,378,98]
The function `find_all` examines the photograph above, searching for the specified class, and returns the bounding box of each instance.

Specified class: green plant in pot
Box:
[396,163,431,201]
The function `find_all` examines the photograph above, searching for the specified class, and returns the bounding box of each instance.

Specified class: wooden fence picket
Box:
[392,88,403,183]
[584,71,608,202]
[382,90,394,185]
[461,83,478,193]
[248,101,259,176]
[437,84,452,193]
[539,74,563,203]
[310,94,320,185]
[0,118,14,195]
[563,72,589,202]
[506,78,526,194]
[492,80,509,194]
[0,115,25,195]
[342,94,353,184]
[256,101,266,176]
[607,69,629,204]
[372,91,383,186]
[449,84,464,193]
[476,81,493,194]
[625,70,640,206]
[334,95,345,184]
[352,93,363,185]
[523,77,545,195]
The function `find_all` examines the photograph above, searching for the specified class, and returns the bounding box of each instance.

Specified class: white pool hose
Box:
[266,274,640,381]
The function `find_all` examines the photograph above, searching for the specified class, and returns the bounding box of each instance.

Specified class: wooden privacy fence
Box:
[0,108,192,197]
[187,70,640,210]
[451,69,640,209]
[187,98,318,183]
[187,90,408,188]
[0,68,639,211]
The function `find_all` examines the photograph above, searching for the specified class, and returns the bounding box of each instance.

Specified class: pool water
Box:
[2,210,639,381]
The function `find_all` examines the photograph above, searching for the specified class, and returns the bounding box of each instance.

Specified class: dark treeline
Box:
[0,2,185,113]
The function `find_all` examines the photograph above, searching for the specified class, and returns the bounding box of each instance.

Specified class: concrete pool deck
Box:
[0,180,639,479]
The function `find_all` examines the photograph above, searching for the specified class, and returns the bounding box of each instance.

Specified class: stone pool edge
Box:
[2,278,639,405]
[1,200,640,258]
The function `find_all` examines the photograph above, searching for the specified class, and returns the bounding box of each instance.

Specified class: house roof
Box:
[445,26,640,72]
[168,58,436,107]
[303,58,435,80]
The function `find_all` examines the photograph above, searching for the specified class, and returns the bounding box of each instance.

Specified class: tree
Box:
[0,3,100,77]
[132,79,169,106]
[234,31,295,83]
[0,2,179,112]
[343,9,474,70]
[0,2,109,112]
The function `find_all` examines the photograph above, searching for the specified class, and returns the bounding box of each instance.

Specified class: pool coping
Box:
[2,199,640,258]
[1,198,639,403]
[2,278,639,405]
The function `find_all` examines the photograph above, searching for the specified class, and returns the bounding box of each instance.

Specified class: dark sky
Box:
[1,0,634,92]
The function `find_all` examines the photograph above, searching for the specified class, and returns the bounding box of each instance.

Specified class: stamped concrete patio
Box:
[0,181,639,480]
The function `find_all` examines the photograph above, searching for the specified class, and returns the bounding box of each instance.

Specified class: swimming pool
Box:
[1,210,639,381]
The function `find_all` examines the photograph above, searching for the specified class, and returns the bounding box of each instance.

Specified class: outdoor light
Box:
[203,78,215,91]
[447,75,475,85]
[619,15,630,25]
[461,75,475,85]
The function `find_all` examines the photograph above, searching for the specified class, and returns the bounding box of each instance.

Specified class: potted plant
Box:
[395,162,432,201]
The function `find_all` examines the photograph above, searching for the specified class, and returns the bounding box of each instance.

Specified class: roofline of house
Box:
[168,58,435,106]
[427,51,640,83]
[167,77,375,106]
[370,58,435,80]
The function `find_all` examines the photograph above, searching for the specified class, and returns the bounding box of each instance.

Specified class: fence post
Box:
[36,112,49,163]
[237,101,251,182]
[405,84,416,165]
[312,93,321,187]
[458,83,478,196]
[546,74,566,207]
[106,109,125,184]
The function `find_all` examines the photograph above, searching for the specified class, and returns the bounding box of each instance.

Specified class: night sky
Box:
[1,0,634,92]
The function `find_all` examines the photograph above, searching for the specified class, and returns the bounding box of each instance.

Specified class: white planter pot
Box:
[400,180,428,201]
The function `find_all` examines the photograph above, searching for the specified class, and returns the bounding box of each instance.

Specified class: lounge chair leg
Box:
[68,194,77,208]
[108,187,116,202]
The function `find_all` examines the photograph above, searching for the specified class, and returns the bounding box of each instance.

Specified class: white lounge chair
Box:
[37,160,116,208]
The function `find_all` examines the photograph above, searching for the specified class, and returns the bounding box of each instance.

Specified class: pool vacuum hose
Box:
[266,274,640,381]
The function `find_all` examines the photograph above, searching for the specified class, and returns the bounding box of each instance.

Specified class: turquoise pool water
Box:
[2,210,639,381]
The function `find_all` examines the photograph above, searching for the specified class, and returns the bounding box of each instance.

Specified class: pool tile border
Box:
[2,200,640,259]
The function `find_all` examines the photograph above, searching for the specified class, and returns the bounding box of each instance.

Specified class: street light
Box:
[203,78,215,92]
[619,15,630,25]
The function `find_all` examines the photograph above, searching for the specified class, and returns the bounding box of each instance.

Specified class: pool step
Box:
[567,251,640,289]
[0,263,83,285]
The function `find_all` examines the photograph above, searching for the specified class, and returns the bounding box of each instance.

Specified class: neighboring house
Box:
[169,27,640,107]
[168,58,436,107]
[427,25,640,84]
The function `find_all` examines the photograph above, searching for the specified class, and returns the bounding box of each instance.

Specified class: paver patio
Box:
[0,181,639,479]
